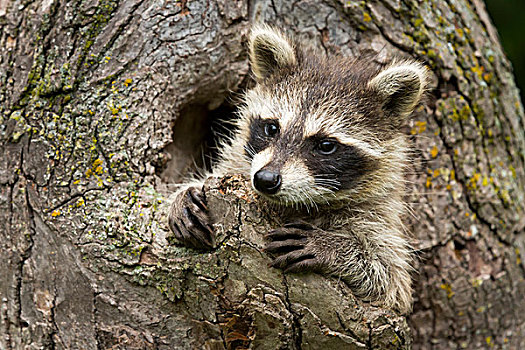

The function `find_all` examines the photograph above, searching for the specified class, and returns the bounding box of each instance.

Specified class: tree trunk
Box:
[1,0,523,349]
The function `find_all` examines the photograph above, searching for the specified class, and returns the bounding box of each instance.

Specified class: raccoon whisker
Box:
[227,150,252,163]
[220,147,254,164]
[314,179,339,185]
[311,186,334,207]
[210,129,234,143]
[313,174,340,181]
[311,179,338,193]
[241,144,256,158]
[301,186,319,212]
[312,175,341,192]
[313,175,340,184]
[295,186,313,212]
[314,181,340,192]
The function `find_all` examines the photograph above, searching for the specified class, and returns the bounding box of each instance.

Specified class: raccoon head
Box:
[240,25,429,207]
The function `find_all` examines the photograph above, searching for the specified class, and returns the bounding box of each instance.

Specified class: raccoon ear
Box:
[368,61,429,120]
[249,25,297,81]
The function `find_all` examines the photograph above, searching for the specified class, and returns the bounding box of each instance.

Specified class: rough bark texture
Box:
[1,0,524,349]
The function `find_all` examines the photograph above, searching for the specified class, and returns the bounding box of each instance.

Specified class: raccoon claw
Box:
[188,186,207,211]
[269,250,321,272]
[283,221,315,230]
[168,187,214,250]
[264,236,307,253]
[264,226,322,273]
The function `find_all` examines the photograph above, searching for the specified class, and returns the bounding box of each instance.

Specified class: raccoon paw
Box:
[264,222,322,273]
[168,186,214,250]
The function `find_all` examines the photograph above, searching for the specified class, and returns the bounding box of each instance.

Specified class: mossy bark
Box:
[0,0,523,349]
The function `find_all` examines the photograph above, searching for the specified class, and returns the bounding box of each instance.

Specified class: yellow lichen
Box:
[430,146,438,158]
[440,283,454,298]
[108,104,121,115]
[471,65,484,80]
[509,165,517,178]
[471,278,483,287]
[415,120,427,133]
[477,306,486,313]
[469,173,481,189]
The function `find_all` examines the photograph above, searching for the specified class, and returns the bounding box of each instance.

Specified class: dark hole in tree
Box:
[453,239,466,251]
[159,97,238,184]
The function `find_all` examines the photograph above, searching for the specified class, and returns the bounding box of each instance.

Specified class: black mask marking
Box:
[244,117,280,159]
[302,134,377,191]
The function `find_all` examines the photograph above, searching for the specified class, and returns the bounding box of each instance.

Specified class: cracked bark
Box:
[1,0,524,349]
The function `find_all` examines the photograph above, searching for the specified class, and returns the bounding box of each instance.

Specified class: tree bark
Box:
[1,0,524,349]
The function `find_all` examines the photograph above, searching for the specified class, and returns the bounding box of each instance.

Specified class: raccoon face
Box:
[241,89,380,207]
[242,25,429,207]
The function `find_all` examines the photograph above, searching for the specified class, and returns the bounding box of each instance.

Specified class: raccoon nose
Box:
[253,169,282,194]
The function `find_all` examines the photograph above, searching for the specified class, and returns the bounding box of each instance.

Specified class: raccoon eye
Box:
[264,122,279,137]
[316,140,338,155]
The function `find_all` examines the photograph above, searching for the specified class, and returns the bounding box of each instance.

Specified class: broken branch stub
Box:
[167,175,411,349]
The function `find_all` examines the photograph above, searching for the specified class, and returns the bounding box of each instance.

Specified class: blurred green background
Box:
[485,0,525,103]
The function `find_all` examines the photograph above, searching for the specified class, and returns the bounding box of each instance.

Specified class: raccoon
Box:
[168,25,429,313]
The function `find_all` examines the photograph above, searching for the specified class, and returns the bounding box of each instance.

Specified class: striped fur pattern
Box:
[168,24,429,313]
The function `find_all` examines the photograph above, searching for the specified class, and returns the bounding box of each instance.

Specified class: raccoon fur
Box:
[168,25,429,313]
